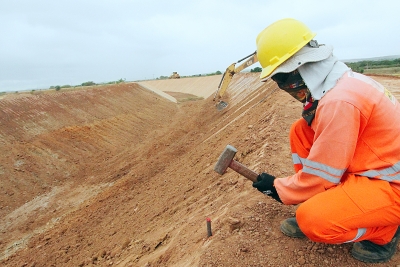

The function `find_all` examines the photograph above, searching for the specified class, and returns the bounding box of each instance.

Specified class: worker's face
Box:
[271,70,309,103]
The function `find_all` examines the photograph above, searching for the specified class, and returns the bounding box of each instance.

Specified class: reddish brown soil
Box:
[0,74,399,267]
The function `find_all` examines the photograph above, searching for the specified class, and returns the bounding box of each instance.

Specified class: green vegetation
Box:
[50,84,72,90]
[81,81,96,86]
[250,67,262,72]
[105,78,126,84]
[203,70,222,76]
[346,58,400,74]
[363,67,400,75]
[49,78,127,91]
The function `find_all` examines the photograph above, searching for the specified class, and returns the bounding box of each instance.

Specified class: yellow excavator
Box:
[169,72,180,79]
[213,51,258,110]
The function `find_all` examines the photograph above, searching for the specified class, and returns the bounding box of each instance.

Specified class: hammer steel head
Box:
[214,145,237,175]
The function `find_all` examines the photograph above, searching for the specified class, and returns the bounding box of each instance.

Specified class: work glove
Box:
[252,173,282,203]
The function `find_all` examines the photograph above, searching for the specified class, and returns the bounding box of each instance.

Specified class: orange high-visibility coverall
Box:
[274,71,400,245]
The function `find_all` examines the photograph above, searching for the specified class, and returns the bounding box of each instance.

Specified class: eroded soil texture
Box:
[1,73,400,266]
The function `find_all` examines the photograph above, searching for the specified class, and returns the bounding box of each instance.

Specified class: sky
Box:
[1,0,400,92]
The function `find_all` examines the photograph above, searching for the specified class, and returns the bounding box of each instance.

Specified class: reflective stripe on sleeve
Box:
[302,159,345,184]
[292,153,303,165]
[304,159,345,177]
[303,167,342,184]
[291,154,345,184]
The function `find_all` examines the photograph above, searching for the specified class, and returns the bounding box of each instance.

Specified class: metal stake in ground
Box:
[214,145,259,182]
[206,218,212,237]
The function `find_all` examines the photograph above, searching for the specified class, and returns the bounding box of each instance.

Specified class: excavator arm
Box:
[213,51,258,110]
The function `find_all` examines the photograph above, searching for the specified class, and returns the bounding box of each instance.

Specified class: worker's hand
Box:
[252,173,282,203]
[252,173,275,192]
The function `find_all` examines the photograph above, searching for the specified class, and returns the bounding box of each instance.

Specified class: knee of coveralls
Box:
[296,197,339,244]
[295,196,354,244]
[289,118,314,173]
[296,176,400,245]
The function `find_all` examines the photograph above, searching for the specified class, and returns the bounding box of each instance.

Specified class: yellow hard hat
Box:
[256,18,316,79]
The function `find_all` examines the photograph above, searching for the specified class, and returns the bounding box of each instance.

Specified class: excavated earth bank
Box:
[0,73,399,266]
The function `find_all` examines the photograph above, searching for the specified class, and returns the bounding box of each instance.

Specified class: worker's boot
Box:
[351,226,400,263]
[280,217,306,238]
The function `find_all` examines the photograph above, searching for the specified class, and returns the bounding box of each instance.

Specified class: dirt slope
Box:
[0,74,399,267]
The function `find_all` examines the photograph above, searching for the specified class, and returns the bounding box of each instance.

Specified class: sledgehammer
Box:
[214,145,259,182]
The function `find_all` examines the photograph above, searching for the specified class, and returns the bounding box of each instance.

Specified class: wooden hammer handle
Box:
[229,160,259,182]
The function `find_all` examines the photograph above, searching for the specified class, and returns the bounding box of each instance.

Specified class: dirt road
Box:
[0,73,399,266]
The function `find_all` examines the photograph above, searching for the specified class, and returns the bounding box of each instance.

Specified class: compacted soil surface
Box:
[0,74,399,267]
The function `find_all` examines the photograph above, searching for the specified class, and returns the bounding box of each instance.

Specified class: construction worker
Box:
[252,18,400,263]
